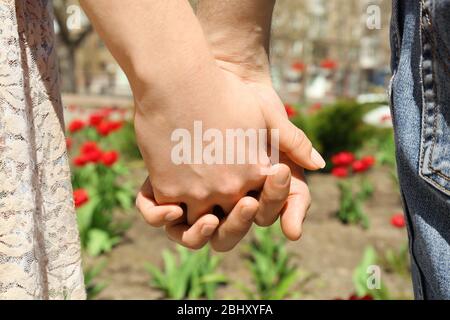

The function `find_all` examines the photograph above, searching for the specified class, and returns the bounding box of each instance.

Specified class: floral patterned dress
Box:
[0,0,85,299]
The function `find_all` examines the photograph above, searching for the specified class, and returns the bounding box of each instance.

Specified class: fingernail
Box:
[201,224,216,237]
[165,211,180,222]
[311,148,326,169]
[274,166,290,186]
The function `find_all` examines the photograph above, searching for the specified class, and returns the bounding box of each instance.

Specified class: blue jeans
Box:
[390,0,450,299]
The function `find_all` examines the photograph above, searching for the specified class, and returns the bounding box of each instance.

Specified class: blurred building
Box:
[54,0,131,96]
[74,35,131,96]
[271,0,391,103]
[56,0,391,103]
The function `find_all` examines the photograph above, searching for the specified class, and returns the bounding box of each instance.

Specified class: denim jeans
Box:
[390,0,450,299]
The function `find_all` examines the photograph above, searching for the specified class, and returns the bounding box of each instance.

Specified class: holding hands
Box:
[81,0,324,252]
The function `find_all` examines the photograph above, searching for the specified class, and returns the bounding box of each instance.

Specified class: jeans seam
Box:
[419,0,450,192]
[426,0,450,183]
[418,0,427,176]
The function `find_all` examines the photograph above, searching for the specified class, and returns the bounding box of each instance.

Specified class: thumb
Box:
[265,111,325,170]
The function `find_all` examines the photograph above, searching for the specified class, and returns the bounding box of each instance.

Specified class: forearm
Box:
[80,0,216,108]
[197,0,276,81]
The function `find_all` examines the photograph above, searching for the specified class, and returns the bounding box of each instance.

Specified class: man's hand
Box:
[196,0,317,242]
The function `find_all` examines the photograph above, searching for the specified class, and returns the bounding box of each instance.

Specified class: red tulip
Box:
[79,141,102,163]
[331,166,348,178]
[331,152,355,167]
[96,121,122,136]
[73,189,89,208]
[96,122,111,136]
[73,141,105,164]
[101,151,119,166]
[361,156,376,169]
[320,59,338,70]
[73,154,89,167]
[285,104,297,118]
[391,213,406,228]
[84,149,103,163]
[352,160,368,173]
[291,61,305,71]
[108,121,123,132]
[68,119,85,133]
[80,141,99,154]
[89,112,104,126]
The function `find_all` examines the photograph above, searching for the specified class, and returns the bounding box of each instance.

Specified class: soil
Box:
[89,166,413,300]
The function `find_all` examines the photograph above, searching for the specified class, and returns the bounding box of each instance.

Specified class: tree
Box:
[53,0,93,93]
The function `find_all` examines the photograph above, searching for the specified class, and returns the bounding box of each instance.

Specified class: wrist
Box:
[197,0,275,84]
[131,51,225,117]
[129,51,210,103]
[204,28,271,83]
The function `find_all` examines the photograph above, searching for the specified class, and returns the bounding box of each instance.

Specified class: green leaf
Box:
[162,250,176,277]
[112,164,129,175]
[76,195,100,235]
[272,270,298,299]
[115,190,134,209]
[200,273,227,284]
[86,282,108,300]
[84,260,107,284]
[189,269,201,299]
[86,229,114,256]
[145,263,166,289]
[145,245,224,299]
[352,246,390,299]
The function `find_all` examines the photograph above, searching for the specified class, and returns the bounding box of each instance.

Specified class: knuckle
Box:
[154,185,181,201]
[189,187,210,202]
[218,180,242,197]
